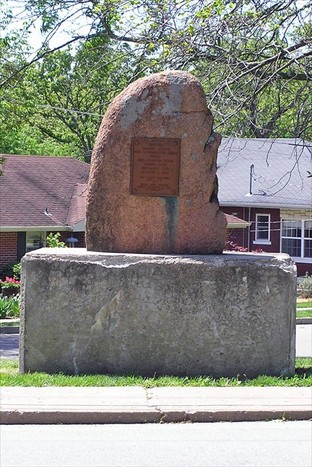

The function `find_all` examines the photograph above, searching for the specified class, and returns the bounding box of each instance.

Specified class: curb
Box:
[1,387,311,425]
[1,409,311,425]
[296,318,312,325]
[0,326,19,334]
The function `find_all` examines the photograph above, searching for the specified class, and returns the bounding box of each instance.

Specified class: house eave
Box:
[0,225,74,232]
[72,219,86,232]
[227,222,251,228]
[220,201,312,210]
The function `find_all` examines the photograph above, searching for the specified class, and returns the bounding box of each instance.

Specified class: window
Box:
[304,220,312,258]
[281,220,312,260]
[254,214,270,243]
[26,231,46,253]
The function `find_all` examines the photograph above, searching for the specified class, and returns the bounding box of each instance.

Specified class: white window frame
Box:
[280,219,312,262]
[254,213,271,245]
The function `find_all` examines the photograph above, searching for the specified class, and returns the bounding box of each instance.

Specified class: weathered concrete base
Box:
[20,249,296,378]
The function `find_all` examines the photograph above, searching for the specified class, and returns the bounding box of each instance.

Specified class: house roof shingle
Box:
[2,139,309,231]
[217,138,312,209]
[0,155,89,229]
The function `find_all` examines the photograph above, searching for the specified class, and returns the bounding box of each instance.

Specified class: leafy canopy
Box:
[0,0,311,156]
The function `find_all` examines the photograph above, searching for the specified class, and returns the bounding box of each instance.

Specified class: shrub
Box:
[224,240,264,253]
[0,294,20,319]
[0,276,20,296]
[12,263,21,280]
[298,273,312,299]
[1,261,21,281]
[46,232,67,248]
[224,240,248,252]
[0,277,20,289]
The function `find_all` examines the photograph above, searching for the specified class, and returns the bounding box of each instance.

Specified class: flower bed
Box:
[0,276,20,297]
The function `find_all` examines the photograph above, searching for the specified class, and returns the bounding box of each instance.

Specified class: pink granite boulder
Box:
[86,71,226,254]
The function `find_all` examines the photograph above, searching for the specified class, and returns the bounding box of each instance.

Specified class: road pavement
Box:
[1,421,311,467]
[0,334,19,359]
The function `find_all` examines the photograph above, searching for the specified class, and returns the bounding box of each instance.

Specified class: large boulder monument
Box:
[20,71,296,378]
[86,71,226,254]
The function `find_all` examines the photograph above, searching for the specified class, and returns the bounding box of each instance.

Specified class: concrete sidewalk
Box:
[1,386,311,424]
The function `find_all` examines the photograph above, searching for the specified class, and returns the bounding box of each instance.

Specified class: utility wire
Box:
[2,97,312,149]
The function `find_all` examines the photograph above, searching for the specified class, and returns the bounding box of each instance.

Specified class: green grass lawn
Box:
[296,300,312,309]
[296,309,312,319]
[296,300,312,318]
[0,319,20,327]
[1,358,311,387]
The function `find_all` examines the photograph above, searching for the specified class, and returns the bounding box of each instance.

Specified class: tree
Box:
[1,32,150,157]
[0,2,29,153]
[15,37,136,159]
[1,0,311,150]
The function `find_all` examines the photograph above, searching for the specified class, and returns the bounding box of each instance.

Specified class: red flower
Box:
[0,277,20,285]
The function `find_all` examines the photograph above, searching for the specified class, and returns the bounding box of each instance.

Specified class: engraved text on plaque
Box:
[131,138,180,196]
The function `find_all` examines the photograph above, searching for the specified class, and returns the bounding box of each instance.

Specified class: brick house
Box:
[0,155,89,273]
[218,138,312,276]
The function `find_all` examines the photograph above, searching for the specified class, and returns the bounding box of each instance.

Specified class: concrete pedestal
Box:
[20,249,296,377]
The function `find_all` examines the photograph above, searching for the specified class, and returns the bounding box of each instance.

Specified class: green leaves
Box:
[1,0,311,154]
[46,232,67,248]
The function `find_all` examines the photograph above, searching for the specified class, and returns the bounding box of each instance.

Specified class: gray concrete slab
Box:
[1,386,311,424]
[21,250,297,378]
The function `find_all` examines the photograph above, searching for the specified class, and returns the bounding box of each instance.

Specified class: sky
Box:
[2,0,90,54]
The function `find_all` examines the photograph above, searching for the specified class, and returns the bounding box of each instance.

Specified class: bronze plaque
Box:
[131,138,180,197]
